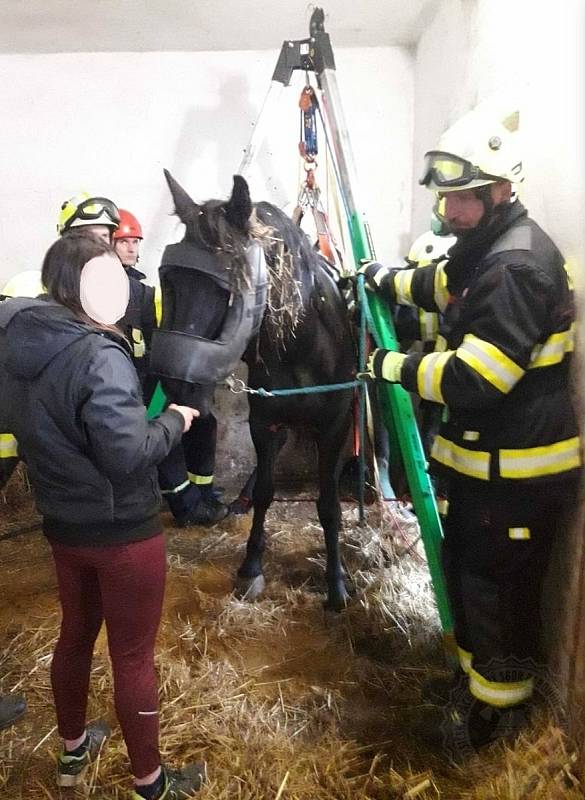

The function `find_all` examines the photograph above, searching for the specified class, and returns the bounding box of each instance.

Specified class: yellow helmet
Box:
[57,192,120,235]
[1,270,45,299]
[407,231,455,267]
[420,104,523,193]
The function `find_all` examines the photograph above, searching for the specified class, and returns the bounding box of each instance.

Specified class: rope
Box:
[253,380,360,397]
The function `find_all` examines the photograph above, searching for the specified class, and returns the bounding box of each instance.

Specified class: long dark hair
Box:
[41,232,115,325]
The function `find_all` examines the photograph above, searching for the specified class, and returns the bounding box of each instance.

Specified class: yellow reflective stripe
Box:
[132,328,145,359]
[509,527,531,540]
[462,430,480,442]
[457,334,524,394]
[499,437,581,479]
[529,326,574,368]
[564,260,574,291]
[419,309,439,342]
[431,435,491,481]
[458,646,472,674]
[416,351,452,402]
[188,472,213,486]
[434,334,447,353]
[154,286,162,327]
[0,434,18,459]
[373,265,391,287]
[437,496,449,516]
[469,667,533,707]
[434,260,450,312]
[393,268,415,305]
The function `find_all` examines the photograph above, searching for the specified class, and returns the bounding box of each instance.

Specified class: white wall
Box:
[0,46,413,288]
[411,0,584,275]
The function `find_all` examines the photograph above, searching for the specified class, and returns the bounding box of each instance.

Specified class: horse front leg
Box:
[317,411,352,611]
[235,422,286,600]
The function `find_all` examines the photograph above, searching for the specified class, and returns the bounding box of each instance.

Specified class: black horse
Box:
[152,171,356,610]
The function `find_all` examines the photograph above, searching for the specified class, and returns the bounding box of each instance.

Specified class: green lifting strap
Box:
[147,382,167,419]
[363,288,454,639]
[348,222,453,642]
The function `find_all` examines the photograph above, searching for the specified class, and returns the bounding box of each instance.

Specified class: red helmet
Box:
[113,209,143,240]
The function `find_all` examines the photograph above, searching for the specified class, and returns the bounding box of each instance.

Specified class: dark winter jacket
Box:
[376,201,581,486]
[0,299,184,544]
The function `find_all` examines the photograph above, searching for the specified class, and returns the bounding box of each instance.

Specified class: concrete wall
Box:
[0,46,413,287]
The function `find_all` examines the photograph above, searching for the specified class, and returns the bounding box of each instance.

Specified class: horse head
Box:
[149,171,268,416]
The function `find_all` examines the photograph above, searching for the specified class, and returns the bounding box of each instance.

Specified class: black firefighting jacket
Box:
[118,267,156,393]
[376,201,581,485]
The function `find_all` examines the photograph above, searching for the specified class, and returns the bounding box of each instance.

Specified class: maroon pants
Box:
[49,534,166,778]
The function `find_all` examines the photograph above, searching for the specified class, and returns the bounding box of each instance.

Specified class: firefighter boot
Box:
[413,692,529,761]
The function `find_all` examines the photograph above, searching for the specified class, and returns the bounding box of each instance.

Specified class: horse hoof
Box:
[234,574,266,601]
[324,592,350,613]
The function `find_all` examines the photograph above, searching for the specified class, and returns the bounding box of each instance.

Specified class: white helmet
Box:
[1,270,45,299]
[419,104,523,193]
[407,230,456,267]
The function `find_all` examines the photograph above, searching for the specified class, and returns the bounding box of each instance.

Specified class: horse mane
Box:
[252,201,325,343]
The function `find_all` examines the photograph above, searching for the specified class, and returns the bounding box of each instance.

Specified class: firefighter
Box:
[112,209,157,392]
[0,271,45,490]
[360,104,581,752]
[111,208,227,527]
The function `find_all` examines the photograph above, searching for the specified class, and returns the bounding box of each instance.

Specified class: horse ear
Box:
[164,169,198,223]
[225,175,252,232]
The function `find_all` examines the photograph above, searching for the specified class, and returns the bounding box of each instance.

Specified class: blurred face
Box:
[79,253,129,324]
[114,237,141,267]
[440,182,512,235]
[440,190,486,234]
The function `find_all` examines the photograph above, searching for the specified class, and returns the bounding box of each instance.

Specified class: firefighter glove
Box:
[359,349,406,383]
[357,260,390,291]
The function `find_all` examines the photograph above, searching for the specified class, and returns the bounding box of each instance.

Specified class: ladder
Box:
[238,8,454,642]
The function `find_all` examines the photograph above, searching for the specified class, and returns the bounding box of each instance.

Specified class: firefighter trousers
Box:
[442,478,577,708]
[157,414,218,518]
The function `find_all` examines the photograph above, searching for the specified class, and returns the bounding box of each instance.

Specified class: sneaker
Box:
[56,720,110,787]
[131,762,207,799]
[178,496,229,527]
[0,694,26,730]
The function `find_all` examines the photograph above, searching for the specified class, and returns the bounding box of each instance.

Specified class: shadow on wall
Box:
[149,72,290,258]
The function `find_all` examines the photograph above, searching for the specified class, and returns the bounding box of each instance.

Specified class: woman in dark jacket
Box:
[0,233,205,799]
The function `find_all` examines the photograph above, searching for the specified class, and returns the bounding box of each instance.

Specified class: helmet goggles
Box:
[419,151,501,189]
[65,197,120,228]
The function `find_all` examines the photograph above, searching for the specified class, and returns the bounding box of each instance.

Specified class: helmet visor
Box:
[69,197,120,227]
[419,151,499,189]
